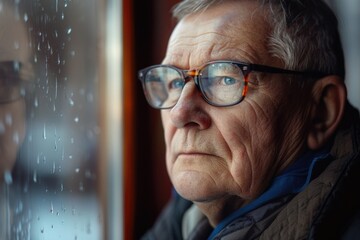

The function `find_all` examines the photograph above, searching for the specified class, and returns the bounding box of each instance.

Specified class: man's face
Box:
[161,1,309,204]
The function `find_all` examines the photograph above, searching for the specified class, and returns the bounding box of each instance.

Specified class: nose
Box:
[169,80,211,129]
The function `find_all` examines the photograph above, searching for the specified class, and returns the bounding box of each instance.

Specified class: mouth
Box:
[178,152,213,157]
[175,151,217,161]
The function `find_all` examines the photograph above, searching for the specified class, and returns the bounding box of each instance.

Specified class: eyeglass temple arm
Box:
[249,63,327,78]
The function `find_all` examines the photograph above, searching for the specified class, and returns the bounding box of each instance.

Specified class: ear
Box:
[307,76,347,150]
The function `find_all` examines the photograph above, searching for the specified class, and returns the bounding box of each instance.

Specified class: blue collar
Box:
[208,148,332,239]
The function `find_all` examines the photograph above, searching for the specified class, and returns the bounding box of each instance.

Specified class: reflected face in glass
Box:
[0,99,26,174]
[0,4,31,177]
[161,1,309,206]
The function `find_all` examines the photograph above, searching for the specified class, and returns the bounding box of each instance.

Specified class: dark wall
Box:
[133,0,179,238]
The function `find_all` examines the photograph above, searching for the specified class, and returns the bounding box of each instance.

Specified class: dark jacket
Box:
[142,103,360,240]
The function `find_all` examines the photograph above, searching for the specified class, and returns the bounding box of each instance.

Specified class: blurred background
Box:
[0,0,358,240]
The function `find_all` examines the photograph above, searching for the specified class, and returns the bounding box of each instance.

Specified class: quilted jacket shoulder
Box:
[260,103,360,240]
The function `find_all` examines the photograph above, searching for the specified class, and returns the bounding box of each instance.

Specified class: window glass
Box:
[0,0,107,239]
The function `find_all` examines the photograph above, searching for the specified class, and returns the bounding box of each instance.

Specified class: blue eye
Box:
[222,77,236,85]
[169,78,184,89]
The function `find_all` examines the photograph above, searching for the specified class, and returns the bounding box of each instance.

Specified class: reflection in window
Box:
[0,0,110,239]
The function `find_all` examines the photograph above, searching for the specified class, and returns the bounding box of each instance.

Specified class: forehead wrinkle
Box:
[165,32,230,68]
[164,1,272,68]
[209,34,267,64]
[215,17,270,63]
[164,33,267,69]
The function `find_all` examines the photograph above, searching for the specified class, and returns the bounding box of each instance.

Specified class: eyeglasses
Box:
[138,60,326,109]
[0,61,33,104]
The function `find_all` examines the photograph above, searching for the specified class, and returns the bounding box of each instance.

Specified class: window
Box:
[0,0,124,239]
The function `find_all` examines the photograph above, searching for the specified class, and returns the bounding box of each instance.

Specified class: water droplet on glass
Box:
[5,113,12,126]
[4,171,13,185]
[33,171,37,183]
[23,13,28,22]
[13,132,20,144]
[61,12,65,20]
[40,228,44,234]
[60,183,64,191]
[43,123,47,140]
[69,97,74,106]
[50,202,54,213]
[74,117,79,123]
[34,97,39,107]
[75,168,80,173]
[55,78,58,99]
[52,162,56,174]
[67,28,72,35]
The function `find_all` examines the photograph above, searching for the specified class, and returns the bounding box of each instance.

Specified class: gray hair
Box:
[172,0,345,78]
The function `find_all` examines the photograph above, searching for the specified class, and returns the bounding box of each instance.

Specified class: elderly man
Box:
[138,0,360,239]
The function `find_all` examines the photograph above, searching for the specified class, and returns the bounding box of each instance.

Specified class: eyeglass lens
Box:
[143,62,247,108]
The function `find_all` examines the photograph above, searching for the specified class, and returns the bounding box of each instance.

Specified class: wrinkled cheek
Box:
[228,138,276,199]
[165,147,173,177]
[161,116,175,175]
[162,133,174,179]
[229,152,254,198]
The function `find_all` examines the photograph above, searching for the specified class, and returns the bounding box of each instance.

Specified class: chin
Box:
[171,171,225,202]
